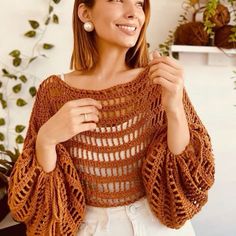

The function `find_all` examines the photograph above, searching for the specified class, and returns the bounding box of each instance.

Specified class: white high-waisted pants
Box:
[77,197,196,236]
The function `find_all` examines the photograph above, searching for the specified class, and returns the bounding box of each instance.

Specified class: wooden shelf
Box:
[170,45,236,66]
[171,45,236,54]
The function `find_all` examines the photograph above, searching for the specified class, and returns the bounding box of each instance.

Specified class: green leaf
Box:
[12,84,22,93]
[29,87,37,97]
[19,75,27,83]
[16,98,27,107]
[40,54,47,58]
[0,93,2,100]
[1,69,17,79]
[3,149,19,163]
[0,159,12,168]
[0,81,2,88]
[16,135,24,144]
[29,20,40,29]
[15,125,26,133]
[24,30,36,38]
[53,0,61,3]
[0,133,5,141]
[49,5,53,14]
[1,100,7,109]
[13,57,22,67]
[2,69,9,75]
[0,173,8,184]
[45,17,51,25]
[53,14,59,24]
[9,50,21,58]
[29,56,37,64]
[3,73,17,79]
[43,43,54,50]
[0,144,5,151]
[0,118,6,126]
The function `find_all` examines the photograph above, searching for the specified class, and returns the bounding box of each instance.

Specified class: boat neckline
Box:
[53,66,149,93]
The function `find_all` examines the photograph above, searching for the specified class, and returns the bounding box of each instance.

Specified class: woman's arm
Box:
[143,51,215,228]
[36,132,57,173]
[8,80,86,236]
[166,105,190,155]
[148,50,191,155]
[142,87,215,229]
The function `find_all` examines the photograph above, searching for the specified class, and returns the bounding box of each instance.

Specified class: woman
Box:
[8,0,215,235]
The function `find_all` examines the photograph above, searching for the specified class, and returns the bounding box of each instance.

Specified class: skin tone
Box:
[36,0,190,173]
[149,50,190,155]
[66,0,146,89]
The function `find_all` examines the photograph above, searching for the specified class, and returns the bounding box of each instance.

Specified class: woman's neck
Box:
[92,42,131,81]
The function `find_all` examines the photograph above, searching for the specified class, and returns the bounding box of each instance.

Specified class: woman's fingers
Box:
[68,98,102,109]
[78,112,100,124]
[150,68,182,84]
[153,77,174,92]
[78,123,98,133]
[149,63,182,78]
[75,105,100,116]
[149,55,182,71]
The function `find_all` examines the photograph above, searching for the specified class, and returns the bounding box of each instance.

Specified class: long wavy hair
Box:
[70,0,150,71]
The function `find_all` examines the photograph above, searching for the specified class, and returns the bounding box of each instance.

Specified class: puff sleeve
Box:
[8,80,85,236]
[142,88,215,229]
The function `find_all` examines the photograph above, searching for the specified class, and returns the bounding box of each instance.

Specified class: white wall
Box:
[179,53,236,236]
[0,0,236,235]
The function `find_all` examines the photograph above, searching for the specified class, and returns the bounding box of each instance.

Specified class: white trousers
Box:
[77,197,196,236]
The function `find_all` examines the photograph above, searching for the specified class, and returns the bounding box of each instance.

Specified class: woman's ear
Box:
[77,3,92,23]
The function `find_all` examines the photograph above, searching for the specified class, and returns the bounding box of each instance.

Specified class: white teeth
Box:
[117,25,136,32]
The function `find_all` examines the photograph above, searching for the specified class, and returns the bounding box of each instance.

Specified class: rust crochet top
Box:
[8,66,215,236]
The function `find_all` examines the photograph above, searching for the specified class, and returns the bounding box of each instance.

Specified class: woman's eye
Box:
[136,1,144,7]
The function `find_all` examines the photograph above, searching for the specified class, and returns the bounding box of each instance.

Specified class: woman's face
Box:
[90,0,145,49]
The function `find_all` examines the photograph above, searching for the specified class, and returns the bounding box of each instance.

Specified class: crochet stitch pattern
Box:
[8,66,215,235]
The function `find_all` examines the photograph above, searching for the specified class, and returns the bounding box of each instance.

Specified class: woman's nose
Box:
[124,3,138,19]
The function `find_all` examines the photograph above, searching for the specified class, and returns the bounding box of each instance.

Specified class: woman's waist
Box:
[84,189,146,209]
[85,195,147,215]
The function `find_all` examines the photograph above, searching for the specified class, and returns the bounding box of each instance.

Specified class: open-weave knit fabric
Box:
[8,66,215,235]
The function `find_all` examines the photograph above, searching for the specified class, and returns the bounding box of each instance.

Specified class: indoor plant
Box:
[0,148,19,221]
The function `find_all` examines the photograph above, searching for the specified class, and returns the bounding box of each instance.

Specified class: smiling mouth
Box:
[116,24,137,32]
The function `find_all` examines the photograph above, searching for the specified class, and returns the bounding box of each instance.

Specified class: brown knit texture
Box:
[8,66,215,235]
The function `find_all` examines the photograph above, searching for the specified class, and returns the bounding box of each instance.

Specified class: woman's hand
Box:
[39,98,102,146]
[149,50,185,114]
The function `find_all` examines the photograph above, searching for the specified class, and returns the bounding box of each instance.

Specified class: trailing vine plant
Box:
[0,0,61,210]
[159,0,201,56]
[203,0,219,45]
[228,0,236,42]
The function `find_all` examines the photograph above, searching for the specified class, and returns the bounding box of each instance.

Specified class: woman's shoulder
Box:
[37,74,63,90]
[33,74,67,100]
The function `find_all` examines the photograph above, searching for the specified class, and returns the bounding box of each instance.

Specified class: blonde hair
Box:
[70,0,150,71]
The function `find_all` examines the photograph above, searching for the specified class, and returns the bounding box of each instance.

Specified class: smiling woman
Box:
[7,0,215,235]
[71,0,150,71]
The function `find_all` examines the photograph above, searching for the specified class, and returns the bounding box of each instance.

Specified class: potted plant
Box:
[159,0,236,55]
[0,148,19,222]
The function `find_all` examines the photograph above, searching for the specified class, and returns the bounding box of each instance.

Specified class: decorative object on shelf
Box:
[174,21,209,46]
[215,24,236,48]
[0,0,61,223]
[203,3,230,28]
[159,0,236,56]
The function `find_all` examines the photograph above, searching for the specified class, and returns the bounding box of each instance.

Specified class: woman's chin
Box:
[118,41,137,49]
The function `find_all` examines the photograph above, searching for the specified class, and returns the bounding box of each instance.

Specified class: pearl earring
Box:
[83,22,94,32]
